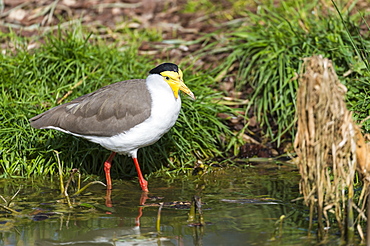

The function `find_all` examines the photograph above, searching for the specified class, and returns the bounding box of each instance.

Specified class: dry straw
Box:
[294,55,358,241]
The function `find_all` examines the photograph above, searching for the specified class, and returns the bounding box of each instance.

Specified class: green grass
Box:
[2,0,368,178]
[0,26,234,178]
[202,0,370,146]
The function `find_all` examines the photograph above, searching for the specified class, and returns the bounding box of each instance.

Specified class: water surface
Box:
[0,162,342,245]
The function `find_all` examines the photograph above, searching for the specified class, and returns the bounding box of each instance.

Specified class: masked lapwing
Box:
[30,63,195,192]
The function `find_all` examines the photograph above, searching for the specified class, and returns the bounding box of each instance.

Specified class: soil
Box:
[0,0,228,64]
[1,0,368,75]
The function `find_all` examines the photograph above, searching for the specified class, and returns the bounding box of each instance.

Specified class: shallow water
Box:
[0,163,342,246]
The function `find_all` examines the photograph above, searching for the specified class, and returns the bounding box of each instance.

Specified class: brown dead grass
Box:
[294,55,358,240]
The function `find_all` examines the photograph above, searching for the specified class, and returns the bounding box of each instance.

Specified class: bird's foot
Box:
[139,179,149,192]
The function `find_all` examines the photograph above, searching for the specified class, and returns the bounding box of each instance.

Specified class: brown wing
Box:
[29,79,152,137]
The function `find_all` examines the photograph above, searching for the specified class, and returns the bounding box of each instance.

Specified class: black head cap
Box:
[149,63,179,74]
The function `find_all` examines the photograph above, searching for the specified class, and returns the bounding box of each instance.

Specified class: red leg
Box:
[132,157,149,192]
[104,152,116,190]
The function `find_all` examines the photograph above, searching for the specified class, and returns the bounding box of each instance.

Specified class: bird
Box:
[29,63,195,192]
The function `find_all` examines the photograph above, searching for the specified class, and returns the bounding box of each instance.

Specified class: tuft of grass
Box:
[204,0,370,145]
[0,25,234,178]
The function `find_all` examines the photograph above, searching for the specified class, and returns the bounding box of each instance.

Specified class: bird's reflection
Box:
[36,190,171,246]
[105,188,148,225]
[136,191,149,226]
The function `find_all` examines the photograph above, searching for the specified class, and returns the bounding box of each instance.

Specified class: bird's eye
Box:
[165,76,170,80]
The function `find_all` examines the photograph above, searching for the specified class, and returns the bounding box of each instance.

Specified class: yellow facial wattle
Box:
[160,69,195,100]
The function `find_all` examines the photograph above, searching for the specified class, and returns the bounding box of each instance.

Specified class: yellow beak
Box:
[178,80,195,100]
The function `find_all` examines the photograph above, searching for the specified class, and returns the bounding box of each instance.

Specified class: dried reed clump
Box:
[294,55,357,239]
